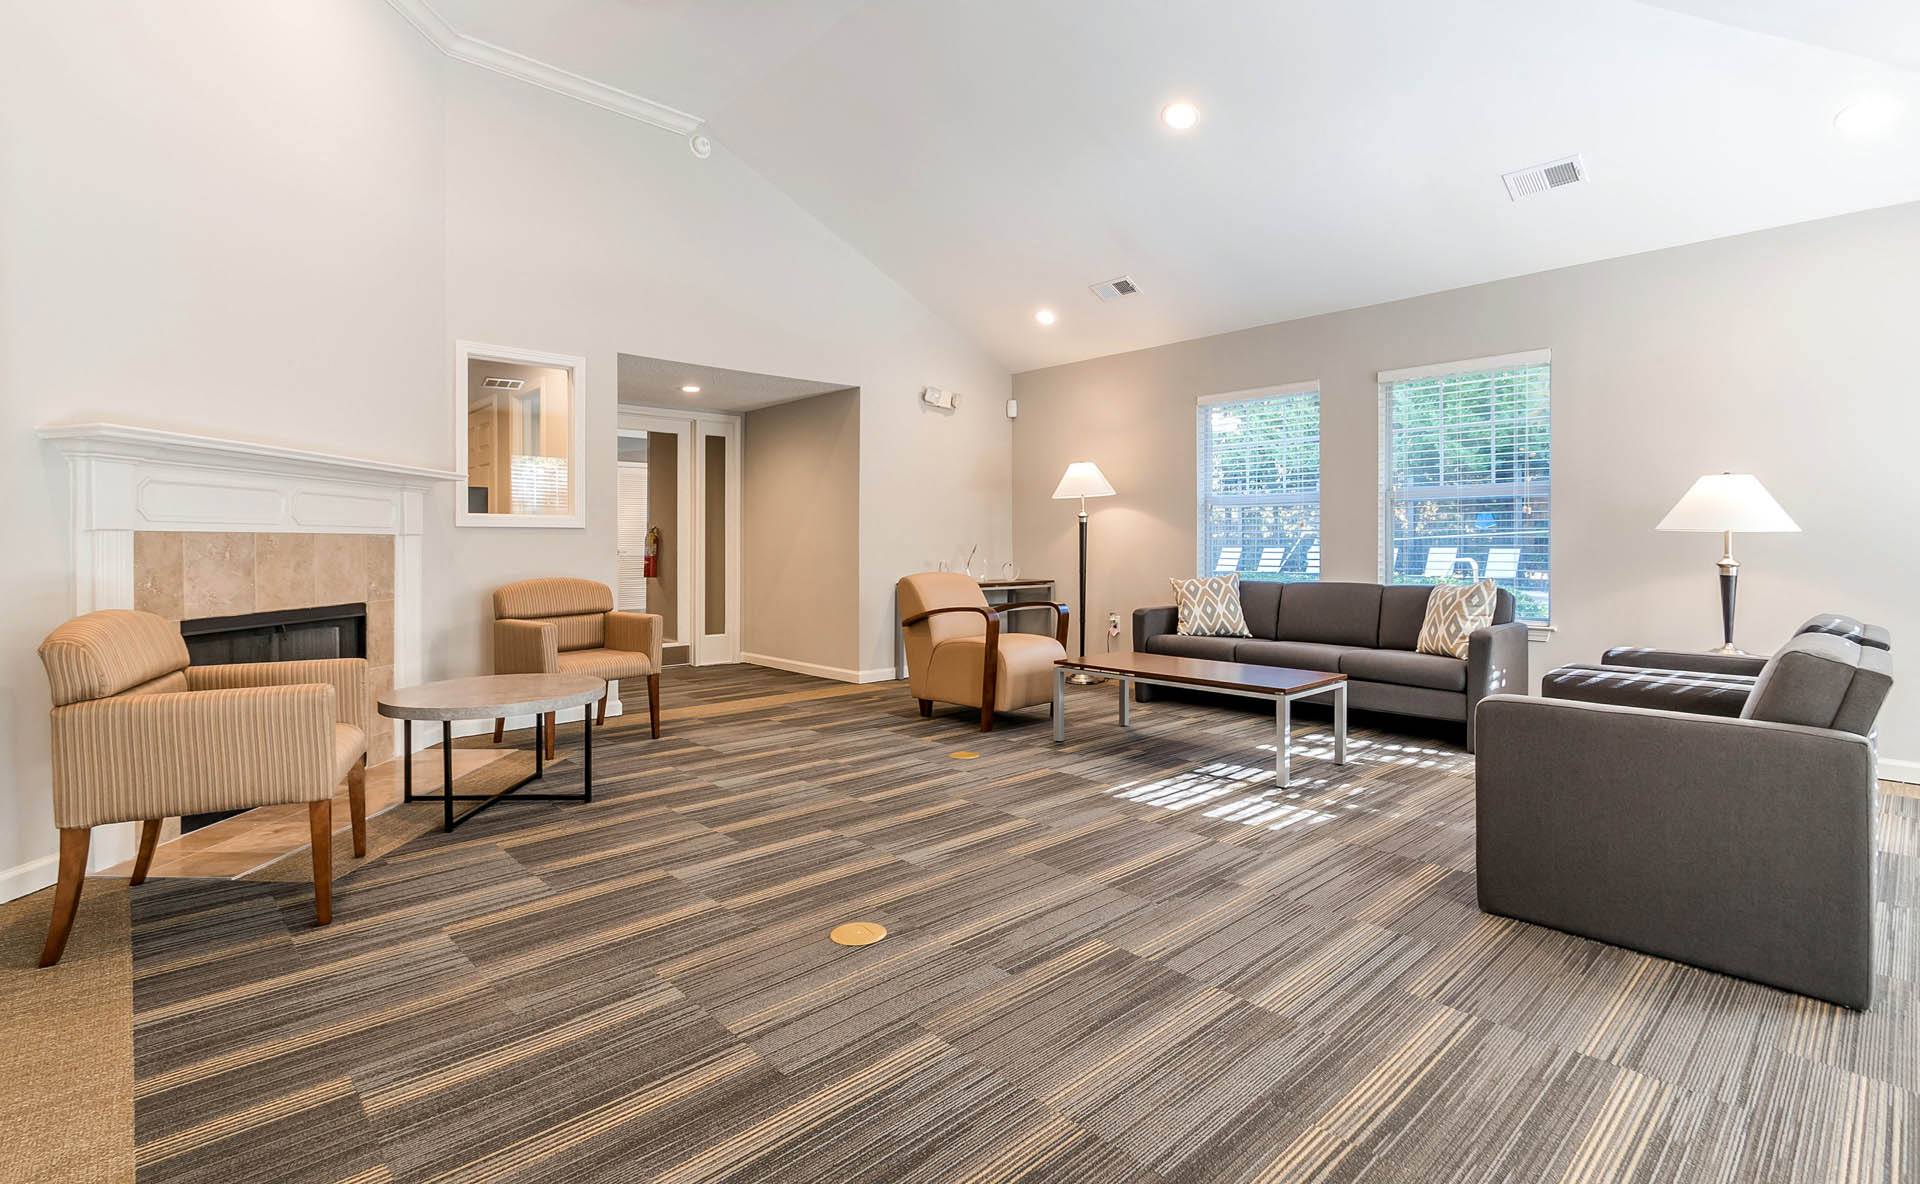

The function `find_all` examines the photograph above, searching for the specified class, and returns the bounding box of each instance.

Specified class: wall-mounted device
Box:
[1006,398,1018,419]
[921,386,960,411]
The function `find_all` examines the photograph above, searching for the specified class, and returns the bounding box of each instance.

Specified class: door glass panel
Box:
[703,433,727,634]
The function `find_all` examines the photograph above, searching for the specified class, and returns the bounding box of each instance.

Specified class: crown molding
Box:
[383,0,706,138]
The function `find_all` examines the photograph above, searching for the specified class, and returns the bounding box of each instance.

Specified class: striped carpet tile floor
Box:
[126,665,1919,1182]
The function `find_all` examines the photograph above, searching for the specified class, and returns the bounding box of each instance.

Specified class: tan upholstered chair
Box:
[897,572,1069,732]
[35,610,369,966]
[492,577,663,758]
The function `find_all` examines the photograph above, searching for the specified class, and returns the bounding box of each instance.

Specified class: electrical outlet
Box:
[1106,612,1121,637]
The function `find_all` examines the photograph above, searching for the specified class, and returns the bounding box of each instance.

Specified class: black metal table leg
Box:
[583,704,592,803]
[535,712,544,777]
[442,721,453,832]
[403,719,413,802]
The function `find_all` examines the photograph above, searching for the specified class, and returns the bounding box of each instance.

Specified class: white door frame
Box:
[617,406,742,665]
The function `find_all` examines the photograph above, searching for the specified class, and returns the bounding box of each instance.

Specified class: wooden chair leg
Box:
[544,712,556,761]
[308,801,333,926]
[980,709,996,733]
[39,828,90,968]
[647,673,661,739]
[492,717,504,743]
[348,758,368,858]
[596,693,607,726]
[918,699,933,718]
[129,818,163,886]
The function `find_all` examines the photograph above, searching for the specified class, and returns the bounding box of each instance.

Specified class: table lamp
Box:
[1655,473,1799,653]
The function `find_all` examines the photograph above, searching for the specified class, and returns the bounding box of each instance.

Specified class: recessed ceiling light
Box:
[1834,97,1902,139]
[1161,101,1199,131]
[1034,308,1057,326]
[681,384,701,394]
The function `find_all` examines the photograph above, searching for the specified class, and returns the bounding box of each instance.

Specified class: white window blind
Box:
[1196,385,1321,583]
[1380,356,1550,622]
[616,460,649,612]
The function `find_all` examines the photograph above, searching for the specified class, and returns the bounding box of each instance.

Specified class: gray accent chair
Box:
[1477,631,1893,1009]
[1133,581,1528,751]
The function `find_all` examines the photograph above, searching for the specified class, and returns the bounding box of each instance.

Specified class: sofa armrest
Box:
[48,685,337,828]
[1132,605,1177,652]
[1602,646,1767,678]
[494,619,558,675]
[606,611,663,669]
[1464,621,1528,752]
[187,658,368,732]
[1475,694,1877,1008]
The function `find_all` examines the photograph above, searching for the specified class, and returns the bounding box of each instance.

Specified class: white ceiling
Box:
[436,0,1920,373]
[617,354,850,414]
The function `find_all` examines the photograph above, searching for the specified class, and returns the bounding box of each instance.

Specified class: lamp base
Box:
[1064,671,1106,686]
[1707,643,1752,656]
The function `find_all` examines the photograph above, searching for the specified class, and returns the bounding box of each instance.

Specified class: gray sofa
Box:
[1133,580,1528,751]
[1477,623,1893,1009]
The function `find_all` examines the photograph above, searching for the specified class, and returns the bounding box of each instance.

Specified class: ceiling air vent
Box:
[1501,154,1588,201]
[1089,275,1140,302]
[481,377,525,390]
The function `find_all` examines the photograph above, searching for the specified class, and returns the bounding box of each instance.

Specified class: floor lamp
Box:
[1655,472,1799,654]
[1052,461,1116,684]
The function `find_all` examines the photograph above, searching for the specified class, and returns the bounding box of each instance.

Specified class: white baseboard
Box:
[740,652,857,684]
[0,819,138,903]
[0,853,58,903]
[1879,757,1920,785]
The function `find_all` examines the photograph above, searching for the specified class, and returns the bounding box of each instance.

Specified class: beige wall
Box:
[1013,200,1920,775]
[743,389,861,672]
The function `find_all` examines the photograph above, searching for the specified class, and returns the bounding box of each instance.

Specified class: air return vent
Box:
[1089,275,1140,302]
[1501,154,1588,201]
[481,377,526,390]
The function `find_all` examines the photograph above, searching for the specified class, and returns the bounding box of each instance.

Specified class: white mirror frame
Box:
[453,340,589,529]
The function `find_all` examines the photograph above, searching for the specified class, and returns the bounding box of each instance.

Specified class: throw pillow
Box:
[1171,575,1251,637]
[1416,579,1498,659]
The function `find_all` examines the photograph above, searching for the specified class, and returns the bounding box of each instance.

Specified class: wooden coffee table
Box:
[378,674,605,832]
[1052,652,1348,787]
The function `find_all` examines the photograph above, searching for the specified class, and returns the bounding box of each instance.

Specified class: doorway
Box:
[617,409,740,666]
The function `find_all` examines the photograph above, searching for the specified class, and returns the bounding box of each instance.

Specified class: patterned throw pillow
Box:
[1171,575,1251,638]
[1416,579,1499,659]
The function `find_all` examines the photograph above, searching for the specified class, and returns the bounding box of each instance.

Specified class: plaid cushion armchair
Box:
[36,610,370,966]
[492,577,663,758]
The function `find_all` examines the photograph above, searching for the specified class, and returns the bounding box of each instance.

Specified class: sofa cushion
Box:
[1377,586,1433,651]
[1238,581,1284,640]
[1741,633,1892,736]
[1145,634,1243,662]
[1340,648,1467,693]
[1171,575,1252,637]
[1543,664,1751,718]
[1416,579,1499,660]
[1233,640,1358,672]
[1278,582,1382,647]
[1796,613,1891,652]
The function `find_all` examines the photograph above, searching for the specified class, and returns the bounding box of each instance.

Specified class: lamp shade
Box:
[1655,473,1799,533]
[1052,461,1116,500]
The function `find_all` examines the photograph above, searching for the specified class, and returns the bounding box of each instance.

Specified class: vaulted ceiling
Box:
[430,0,1920,373]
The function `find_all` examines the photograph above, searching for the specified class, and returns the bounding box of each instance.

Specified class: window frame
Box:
[1376,349,1552,628]
[1194,380,1323,584]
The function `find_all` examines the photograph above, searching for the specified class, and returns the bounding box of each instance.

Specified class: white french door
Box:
[616,407,740,665]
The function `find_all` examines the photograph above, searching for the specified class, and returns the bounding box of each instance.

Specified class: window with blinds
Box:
[1379,353,1550,622]
[1196,384,1321,583]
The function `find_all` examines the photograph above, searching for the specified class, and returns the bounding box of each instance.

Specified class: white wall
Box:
[0,1,1011,900]
[1012,200,1920,774]
[0,1,446,897]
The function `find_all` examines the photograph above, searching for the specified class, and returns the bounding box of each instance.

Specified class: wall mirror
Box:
[454,341,588,528]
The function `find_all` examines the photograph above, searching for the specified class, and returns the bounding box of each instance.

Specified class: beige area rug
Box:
[0,878,135,1183]
[245,750,552,883]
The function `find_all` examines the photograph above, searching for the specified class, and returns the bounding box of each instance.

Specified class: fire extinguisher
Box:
[643,525,661,578]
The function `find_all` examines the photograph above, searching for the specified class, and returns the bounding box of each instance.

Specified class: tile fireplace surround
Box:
[38,423,459,872]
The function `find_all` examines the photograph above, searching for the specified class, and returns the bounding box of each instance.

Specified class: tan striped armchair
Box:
[492,578,663,759]
[35,610,369,966]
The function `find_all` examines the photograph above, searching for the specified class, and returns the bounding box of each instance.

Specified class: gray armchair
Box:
[1476,632,1892,1009]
